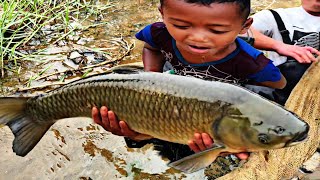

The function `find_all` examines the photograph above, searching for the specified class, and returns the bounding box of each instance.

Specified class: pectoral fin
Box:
[168,145,225,173]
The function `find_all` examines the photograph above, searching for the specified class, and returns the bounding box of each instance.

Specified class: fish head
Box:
[212,106,309,151]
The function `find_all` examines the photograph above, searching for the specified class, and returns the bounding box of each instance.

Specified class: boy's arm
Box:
[251,28,320,63]
[247,59,287,89]
[142,43,165,72]
[257,73,286,89]
[250,27,278,51]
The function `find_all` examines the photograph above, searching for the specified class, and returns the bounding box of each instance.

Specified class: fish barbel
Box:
[0,68,309,173]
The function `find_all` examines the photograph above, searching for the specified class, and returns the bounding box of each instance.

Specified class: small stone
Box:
[77,38,87,45]
[69,51,82,59]
[57,40,66,46]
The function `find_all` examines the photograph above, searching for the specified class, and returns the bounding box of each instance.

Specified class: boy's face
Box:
[160,0,252,58]
[302,0,320,15]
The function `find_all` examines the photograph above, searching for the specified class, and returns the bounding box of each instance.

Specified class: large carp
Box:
[0,68,309,173]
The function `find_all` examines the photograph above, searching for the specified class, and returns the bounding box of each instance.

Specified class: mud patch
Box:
[82,139,128,176]
[51,129,66,144]
[86,124,97,131]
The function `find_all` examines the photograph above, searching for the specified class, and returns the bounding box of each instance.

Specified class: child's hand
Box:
[274,42,320,63]
[92,106,153,141]
[188,133,213,153]
[188,133,249,160]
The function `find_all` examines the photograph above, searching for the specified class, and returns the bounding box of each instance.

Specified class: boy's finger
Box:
[201,133,213,149]
[308,47,320,56]
[290,53,304,63]
[188,140,200,153]
[119,121,137,137]
[100,106,110,131]
[236,153,249,160]
[194,133,206,151]
[92,107,102,125]
[299,52,311,63]
[306,51,318,62]
[306,47,320,62]
[295,51,309,63]
[108,111,121,133]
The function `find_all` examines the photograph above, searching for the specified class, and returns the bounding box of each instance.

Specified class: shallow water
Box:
[2,0,319,179]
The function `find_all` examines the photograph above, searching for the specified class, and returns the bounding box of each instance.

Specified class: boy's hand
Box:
[188,133,249,160]
[92,106,153,141]
[274,42,320,63]
[188,133,213,152]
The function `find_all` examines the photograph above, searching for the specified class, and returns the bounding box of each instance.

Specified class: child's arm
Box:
[142,43,165,72]
[251,28,320,63]
[257,73,286,89]
[247,58,287,89]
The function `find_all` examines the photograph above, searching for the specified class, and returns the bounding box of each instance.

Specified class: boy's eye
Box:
[173,24,189,29]
[209,29,227,34]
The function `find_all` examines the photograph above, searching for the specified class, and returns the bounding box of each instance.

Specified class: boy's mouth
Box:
[188,45,210,54]
[189,45,209,49]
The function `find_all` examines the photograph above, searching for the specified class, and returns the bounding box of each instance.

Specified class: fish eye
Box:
[274,126,285,134]
[258,134,270,144]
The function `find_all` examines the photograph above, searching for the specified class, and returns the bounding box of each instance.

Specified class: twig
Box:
[263,0,276,10]
[17,82,67,91]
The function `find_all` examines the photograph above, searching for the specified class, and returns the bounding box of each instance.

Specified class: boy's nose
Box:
[188,32,208,43]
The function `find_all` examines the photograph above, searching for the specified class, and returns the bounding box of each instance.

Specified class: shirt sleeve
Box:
[135,24,158,48]
[247,60,281,82]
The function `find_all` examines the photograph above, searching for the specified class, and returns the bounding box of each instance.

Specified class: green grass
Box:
[0,0,113,78]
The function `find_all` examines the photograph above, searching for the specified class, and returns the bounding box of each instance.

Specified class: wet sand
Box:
[0,118,204,179]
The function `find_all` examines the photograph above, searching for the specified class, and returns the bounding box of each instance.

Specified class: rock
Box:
[69,51,82,59]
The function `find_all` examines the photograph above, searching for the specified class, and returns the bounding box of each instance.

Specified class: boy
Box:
[93,0,285,171]
[139,0,286,88]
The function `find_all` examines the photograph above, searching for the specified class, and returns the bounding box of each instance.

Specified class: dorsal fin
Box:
[111,64,145,74]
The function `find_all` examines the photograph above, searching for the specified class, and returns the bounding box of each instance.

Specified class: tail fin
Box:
[0,97,52,156]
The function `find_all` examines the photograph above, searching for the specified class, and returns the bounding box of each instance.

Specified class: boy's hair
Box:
[160,0,251,20]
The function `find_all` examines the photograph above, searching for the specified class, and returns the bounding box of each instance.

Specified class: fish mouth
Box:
[286,124,310,147]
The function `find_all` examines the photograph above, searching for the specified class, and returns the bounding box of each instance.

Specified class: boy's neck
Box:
[177,42,238,64]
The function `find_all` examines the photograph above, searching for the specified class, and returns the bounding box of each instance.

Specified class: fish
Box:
[0,67,309,173]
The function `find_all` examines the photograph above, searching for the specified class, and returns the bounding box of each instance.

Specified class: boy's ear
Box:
[239,17,253,34]
[158,5,164,19]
